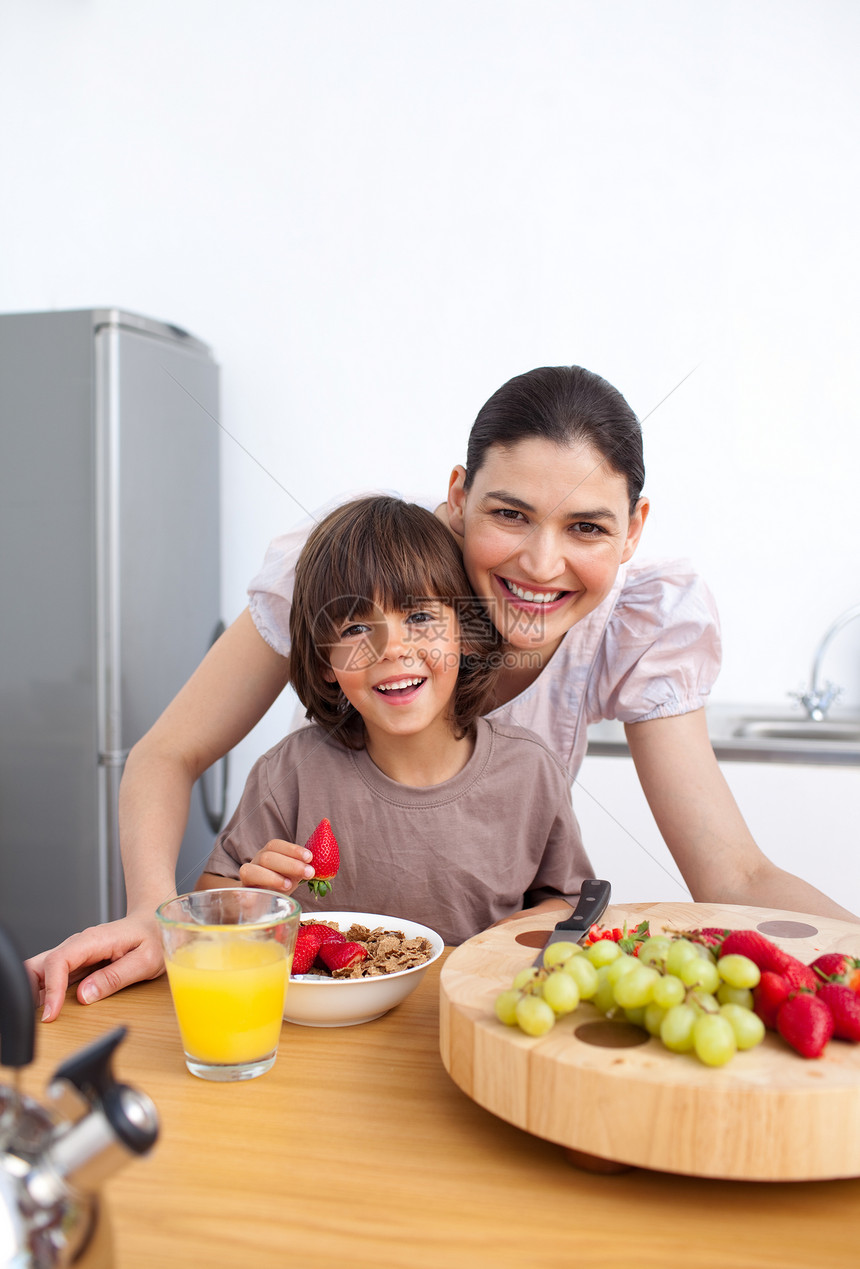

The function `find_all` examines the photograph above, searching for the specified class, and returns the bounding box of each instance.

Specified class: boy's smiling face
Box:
[325,600,462,747]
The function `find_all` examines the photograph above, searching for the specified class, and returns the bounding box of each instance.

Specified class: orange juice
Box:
[164,937,289,1065]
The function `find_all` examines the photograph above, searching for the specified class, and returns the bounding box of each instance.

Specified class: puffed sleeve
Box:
[585,558,722,724]
[247,521,312,657]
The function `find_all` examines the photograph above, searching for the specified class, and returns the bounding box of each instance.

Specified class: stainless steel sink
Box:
[732,719,860,743]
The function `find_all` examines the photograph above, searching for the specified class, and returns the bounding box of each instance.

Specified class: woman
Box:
[29,365,856,1020]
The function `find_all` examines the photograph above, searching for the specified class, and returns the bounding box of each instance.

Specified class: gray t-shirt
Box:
[204,717,594,946]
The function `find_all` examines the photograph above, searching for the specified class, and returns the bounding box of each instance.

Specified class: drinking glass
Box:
[156,888,300,1081]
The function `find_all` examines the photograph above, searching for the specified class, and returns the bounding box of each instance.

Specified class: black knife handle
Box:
[556,879,612,935]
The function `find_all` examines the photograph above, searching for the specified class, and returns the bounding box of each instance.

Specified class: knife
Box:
[531,879,612,968]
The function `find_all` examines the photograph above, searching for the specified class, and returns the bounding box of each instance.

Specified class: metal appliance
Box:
[0,309,227,957]
[0,922,158,1267]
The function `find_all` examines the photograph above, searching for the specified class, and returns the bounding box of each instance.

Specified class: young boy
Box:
[197,496,594,945]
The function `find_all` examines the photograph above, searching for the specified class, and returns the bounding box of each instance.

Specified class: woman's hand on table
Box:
[25,911,167,1022]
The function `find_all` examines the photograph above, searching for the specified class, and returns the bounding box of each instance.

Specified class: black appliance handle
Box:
[0,923,36,1069]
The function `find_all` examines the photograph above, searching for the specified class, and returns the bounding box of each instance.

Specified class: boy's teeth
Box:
[504,580,563,604]
[376,678,424,692]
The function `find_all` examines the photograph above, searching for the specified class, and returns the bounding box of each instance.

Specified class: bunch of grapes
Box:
[494,933,766,1067]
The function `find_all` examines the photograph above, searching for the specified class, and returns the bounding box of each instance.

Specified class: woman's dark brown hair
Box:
[289,496,500,749]
[465,365,645,513]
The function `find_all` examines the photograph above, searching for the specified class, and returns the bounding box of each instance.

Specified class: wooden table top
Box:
[11,954,860,1269]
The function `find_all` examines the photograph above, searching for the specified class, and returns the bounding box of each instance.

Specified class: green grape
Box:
[624,1006,647,1027]
[613,964,660,1009]
[562,954,599,999]
[716,983,754,1010]
[716,954,761,989]
[494,990,522,1026]
[584,939,622,967]
[652,973,686,1009]
[592,966,618,1014]
[541,969,580,1015]
[542,940,582,968]
[719,1003,766,1050]
[665,939,700,976]
[515,994,556,1036]
[606,954,638,987]
[678,957,720,993]
[687,990,719,1015]
[660,1004,697,1052]
[692,1013,737,1066]
[644,1001,668,1036]
[637,936,671,969]
[512,966,540,991]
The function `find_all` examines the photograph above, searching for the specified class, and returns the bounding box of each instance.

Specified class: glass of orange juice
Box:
[156,888,300,1081]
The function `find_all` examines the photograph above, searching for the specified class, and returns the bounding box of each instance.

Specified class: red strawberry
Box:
[684,927,728,951]
[718,930,818,991]
[753,971,791,1029]
[303,819,340,897]
[291,926,322,975]
[816,983,860,1042]
[810,953,860,994]
[776,992,834,1058]
[304,922,344,947]
[319,940,368,974]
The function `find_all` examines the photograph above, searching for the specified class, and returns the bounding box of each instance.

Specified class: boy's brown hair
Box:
[289,496,500,749]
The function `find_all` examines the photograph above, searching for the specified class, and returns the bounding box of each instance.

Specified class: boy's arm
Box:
[196,871,237,890]
[491,896,572,927]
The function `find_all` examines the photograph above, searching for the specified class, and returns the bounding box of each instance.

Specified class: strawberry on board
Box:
[753,971,791,1030]
[303,818,340,897]
[816,983,860,1042]
[684,927,727,951]
[718,930,818,992]
[776,991,834,1058]
[810,953,860,994]
[319,940,368,974]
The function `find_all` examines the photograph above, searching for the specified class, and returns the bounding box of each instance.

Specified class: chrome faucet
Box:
[791,602,860,721]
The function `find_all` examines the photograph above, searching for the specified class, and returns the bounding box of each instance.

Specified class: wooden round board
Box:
[439,901,860,1181]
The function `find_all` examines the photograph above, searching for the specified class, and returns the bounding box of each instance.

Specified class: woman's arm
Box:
[625,709,857,921]
[27,608,292,1019]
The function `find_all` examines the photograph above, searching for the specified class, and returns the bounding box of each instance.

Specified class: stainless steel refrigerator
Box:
[0,309,227,958]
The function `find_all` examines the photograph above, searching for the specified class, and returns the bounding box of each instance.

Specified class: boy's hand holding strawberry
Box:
[238,817,340,897]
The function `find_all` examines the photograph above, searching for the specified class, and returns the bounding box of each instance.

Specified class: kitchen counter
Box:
[588,703,860,766]
[14,958,860,1269]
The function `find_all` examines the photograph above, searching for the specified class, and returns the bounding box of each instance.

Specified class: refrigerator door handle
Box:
[199,621,230,835]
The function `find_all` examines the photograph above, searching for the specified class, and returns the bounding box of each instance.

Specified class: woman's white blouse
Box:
[248,510,721,780]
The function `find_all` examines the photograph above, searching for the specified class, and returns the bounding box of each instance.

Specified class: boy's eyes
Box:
[337,608,441,639]
[338,621,371,640]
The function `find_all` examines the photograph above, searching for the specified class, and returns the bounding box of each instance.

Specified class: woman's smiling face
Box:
[447,436,649,657]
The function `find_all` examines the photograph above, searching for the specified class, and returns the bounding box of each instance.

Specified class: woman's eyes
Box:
[490,508,604,536]
[491,508,528,523]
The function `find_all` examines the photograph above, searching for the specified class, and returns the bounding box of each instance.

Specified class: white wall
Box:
[2,1,859,819]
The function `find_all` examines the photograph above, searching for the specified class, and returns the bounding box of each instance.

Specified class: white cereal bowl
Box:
[283,911,445,1027]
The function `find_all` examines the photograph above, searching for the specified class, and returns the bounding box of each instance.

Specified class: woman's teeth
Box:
[503,579,564,604]
[375,678,425,692]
